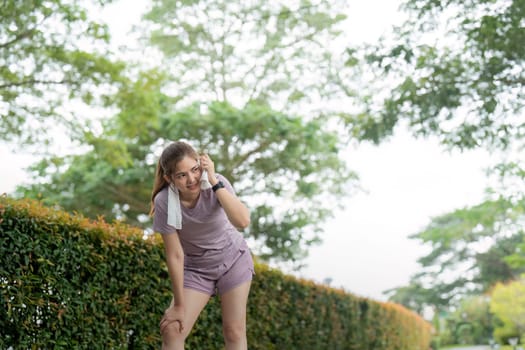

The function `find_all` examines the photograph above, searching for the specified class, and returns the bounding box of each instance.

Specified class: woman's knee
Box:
[222,321,246,343]
[162,321,189,344]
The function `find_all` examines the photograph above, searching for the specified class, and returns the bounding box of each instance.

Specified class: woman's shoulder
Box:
[153,186,169,204]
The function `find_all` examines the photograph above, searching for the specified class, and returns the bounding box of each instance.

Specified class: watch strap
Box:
[212,181,225,192]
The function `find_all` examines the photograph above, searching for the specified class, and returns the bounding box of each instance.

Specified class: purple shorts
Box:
[183,242,254,296]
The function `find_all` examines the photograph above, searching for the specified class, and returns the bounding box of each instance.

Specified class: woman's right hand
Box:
[160,304,185,334]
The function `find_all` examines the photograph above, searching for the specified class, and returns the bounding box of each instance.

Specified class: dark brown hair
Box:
[149,141,199,216]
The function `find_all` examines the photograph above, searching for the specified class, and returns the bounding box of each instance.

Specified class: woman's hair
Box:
[149,141,199,216]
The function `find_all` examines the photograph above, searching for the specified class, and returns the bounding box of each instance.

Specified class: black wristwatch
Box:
[212,181,225,192]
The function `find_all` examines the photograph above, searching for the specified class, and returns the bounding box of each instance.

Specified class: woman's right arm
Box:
[162,232,184,303]
[160,232,185,333]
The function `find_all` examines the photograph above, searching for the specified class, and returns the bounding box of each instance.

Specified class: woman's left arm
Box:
[213,183,250,229]
[200,154,250,229]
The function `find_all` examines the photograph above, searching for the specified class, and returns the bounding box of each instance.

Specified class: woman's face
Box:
[169,156,203,194]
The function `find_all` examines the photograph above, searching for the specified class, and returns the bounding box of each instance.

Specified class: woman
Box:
[150,141,254,350]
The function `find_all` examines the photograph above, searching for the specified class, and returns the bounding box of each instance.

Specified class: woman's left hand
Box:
[199,153,217,185]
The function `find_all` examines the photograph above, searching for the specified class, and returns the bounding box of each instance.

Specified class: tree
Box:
[449,296,493,345]
[490,278,525,343]
[492,161,525,272]
[0,0,126,148]
[383,283,432,315]
[346,0,525,150]
[385,197,525,312]
[385,151,525,324]
[141,0,351,117]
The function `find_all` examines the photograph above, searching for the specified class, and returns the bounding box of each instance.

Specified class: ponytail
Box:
[149,159,168,216]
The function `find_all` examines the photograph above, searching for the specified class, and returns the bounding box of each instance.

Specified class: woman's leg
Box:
[162,288,210,350]
[219,281,252,350]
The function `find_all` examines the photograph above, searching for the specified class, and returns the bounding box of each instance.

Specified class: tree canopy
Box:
[387,195,525,311]
[346,0,525,150]
[490,278,525,342]
[142,0,350,114]
[0,0,126,148]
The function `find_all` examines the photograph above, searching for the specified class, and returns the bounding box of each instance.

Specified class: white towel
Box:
[200,169,212,190]
[167,170,212,229]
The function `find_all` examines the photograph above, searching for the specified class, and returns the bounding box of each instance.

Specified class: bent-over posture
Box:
[150,141,254,350]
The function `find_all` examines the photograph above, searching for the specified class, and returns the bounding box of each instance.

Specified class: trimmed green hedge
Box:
[0,196,431,349]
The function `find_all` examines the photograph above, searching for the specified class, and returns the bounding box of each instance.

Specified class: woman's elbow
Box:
[167,255,184,272]
[167,248,184,263]
[236,216,251,229]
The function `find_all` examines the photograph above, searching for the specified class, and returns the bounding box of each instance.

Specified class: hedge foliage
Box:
[0,196,431,349]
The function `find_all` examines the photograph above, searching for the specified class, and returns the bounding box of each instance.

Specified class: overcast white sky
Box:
[0,0,495,302]
[298,129,492,300]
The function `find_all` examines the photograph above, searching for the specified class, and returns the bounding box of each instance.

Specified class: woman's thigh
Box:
[219,280,251,326]
[169,288,211,334]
